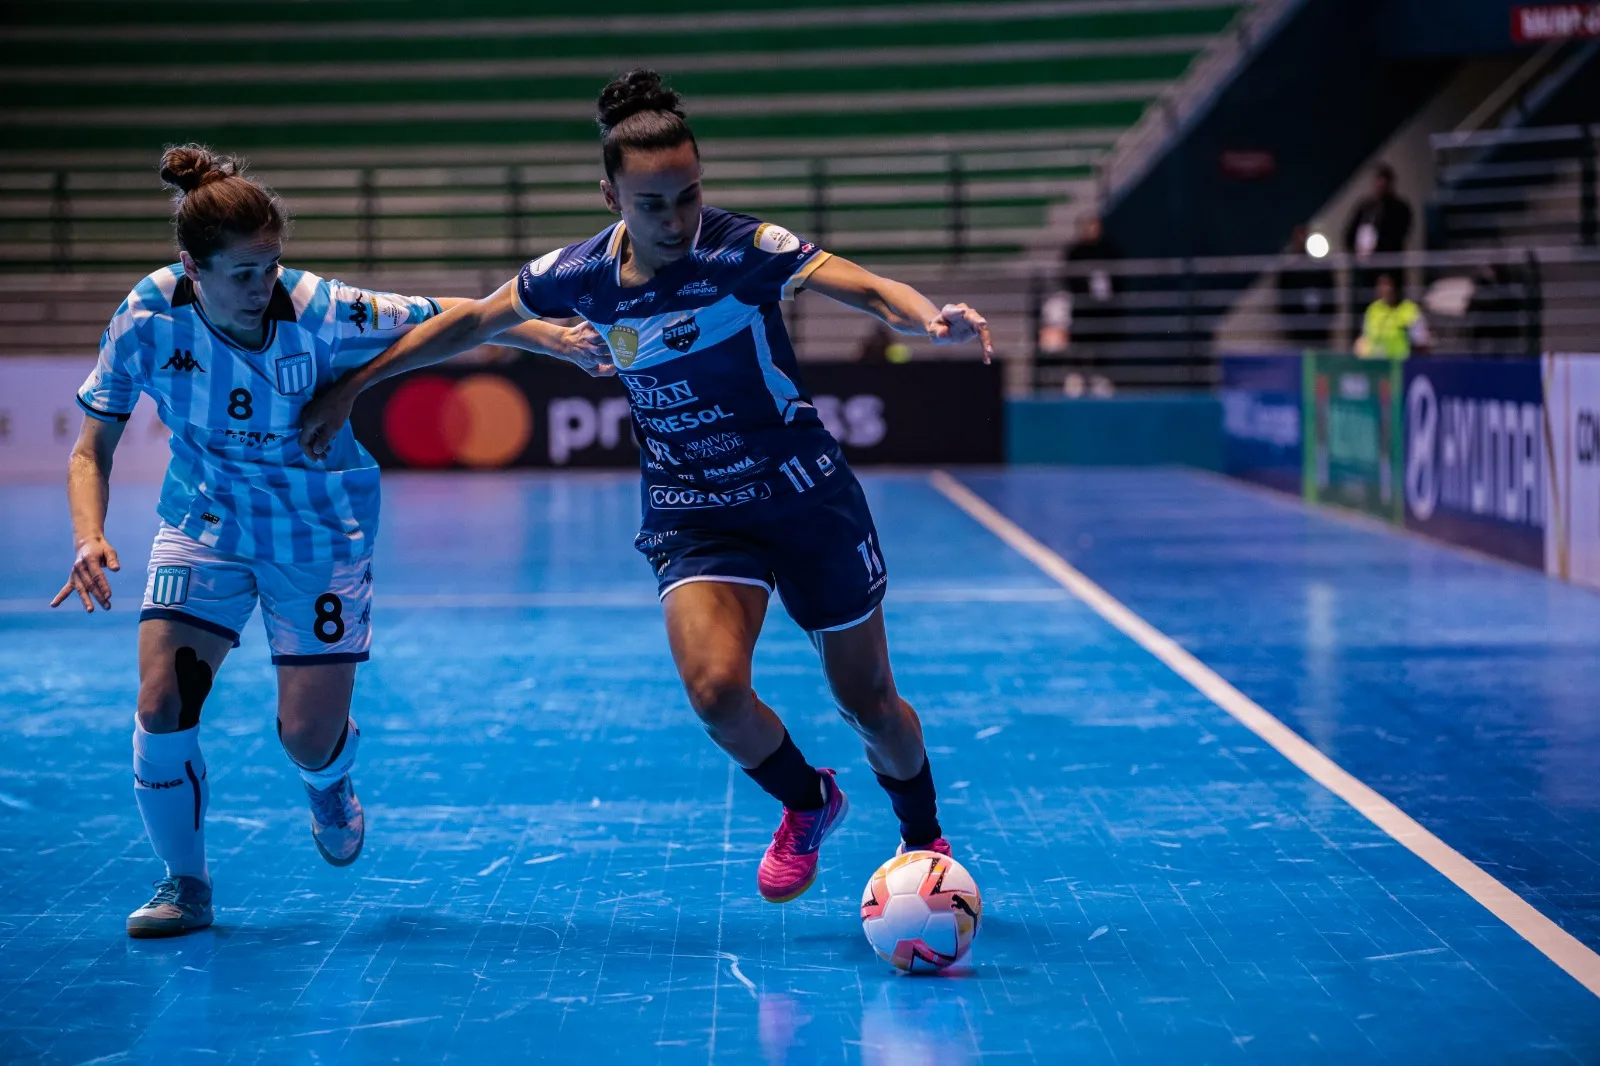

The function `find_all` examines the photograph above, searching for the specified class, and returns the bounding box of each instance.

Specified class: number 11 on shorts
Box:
[780,457,815,493]
[857,534,884,578]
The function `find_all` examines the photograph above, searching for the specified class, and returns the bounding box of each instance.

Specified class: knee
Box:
[137,646,214,734]
[277,716,339,768]
[833,676,900,735]
[135,681,182,733]
[683,669,754,731]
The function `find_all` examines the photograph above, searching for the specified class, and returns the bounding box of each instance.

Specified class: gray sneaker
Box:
[307,775,365,867]
[126,875,213,939]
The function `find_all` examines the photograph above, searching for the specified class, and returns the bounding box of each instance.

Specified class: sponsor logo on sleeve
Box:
[529,248,561,277]
[753,222,801,255]
[370,294,410,331]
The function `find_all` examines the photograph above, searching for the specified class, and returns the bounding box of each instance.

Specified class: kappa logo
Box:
[162,349,204,373]
[662,314,700,353]
[676,280,719,298]
[347,299,369,334]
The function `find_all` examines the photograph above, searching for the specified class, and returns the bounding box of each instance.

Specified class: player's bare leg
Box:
[127,619,232,937]
[817,607,947,855]
[663,581,848,901]
[277,662,365,866]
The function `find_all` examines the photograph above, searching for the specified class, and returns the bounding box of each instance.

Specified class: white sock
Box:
[295,717,360,791]
[132,720,209,882]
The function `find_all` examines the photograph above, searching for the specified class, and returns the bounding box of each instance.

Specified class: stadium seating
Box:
[0,0,1248,272]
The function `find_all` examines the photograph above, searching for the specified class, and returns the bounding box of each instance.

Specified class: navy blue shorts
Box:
[635,478,887,633]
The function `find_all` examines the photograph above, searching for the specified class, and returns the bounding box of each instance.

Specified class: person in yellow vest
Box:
[1356,273,1431,358]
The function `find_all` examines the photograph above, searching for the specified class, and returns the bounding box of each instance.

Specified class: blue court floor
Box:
[2,468,1599,1064]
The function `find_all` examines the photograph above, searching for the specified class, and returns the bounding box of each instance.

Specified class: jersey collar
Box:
[173,275,295,354]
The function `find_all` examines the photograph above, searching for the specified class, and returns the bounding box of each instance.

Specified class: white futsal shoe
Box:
[306,775,365,867]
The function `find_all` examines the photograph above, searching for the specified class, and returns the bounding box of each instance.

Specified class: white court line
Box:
[0,586,1067,614]
[928,469,1600,998]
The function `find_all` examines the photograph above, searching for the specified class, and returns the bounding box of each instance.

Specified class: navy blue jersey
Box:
[514,207,850,530]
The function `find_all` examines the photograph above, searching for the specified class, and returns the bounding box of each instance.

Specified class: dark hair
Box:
[596,69,698,182]
[159,144,288,265]
[1374,163,1396,183]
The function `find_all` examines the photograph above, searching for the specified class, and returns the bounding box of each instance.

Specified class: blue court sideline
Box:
[1,469,1598,1064]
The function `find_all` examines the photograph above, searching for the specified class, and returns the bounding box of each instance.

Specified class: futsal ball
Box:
[860,851,982,972]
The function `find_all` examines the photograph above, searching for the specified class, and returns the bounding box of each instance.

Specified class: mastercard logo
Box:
[383,373,533,468]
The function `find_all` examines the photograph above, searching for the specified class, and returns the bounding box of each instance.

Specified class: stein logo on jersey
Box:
[663,314,700,353]
[151,565,191,607]
[275,352,314,395]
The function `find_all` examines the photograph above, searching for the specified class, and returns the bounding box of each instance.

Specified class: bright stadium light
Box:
[1306,232,1330,258]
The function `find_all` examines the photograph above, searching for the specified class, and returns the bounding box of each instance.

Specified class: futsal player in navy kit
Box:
[301,70,994,903]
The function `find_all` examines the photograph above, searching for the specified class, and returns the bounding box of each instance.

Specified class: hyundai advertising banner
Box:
[1542,354,1600,590]
[1219,354,1302,494]
[350,359,1004,470]
[1402,358,1546,568]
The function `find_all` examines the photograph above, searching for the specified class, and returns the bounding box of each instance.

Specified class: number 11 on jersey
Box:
[780,457,815,493]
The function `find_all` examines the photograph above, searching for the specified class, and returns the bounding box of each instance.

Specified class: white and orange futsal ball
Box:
[860,851,982,972]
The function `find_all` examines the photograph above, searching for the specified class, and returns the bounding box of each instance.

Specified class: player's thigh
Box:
[255,555,373,670]
[815,606,901,712]
[640,526,774,694]
[275,659,358,731]
[769,479,888,636]
[662,579,770,704]
[136,619,236,730]
[136,523,254,727]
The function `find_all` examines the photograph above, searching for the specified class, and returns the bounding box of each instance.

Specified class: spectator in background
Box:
[1060,214,1118,397]
[1344,163,1413,261]
[856,322,911,364]
[1356,273,1430,358]
[1345,164,1413,329]
[1275,225,1336,350]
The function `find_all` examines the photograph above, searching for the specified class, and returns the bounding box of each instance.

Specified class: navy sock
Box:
[876,754,942,846]
[743,731,824,811]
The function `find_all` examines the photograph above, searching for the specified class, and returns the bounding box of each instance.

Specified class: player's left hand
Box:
[926,303,994,364]
[299,383,356,462]
[560,322,615,377]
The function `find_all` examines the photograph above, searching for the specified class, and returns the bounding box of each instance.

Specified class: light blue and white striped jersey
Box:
[78,264,439,564]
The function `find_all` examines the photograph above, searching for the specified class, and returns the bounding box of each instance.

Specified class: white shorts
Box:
[139,522,374,665]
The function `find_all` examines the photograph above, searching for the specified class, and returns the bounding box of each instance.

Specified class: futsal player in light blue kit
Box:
[52,146,608,937]
[300,71,993,904]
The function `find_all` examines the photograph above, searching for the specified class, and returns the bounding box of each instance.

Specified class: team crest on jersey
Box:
[663,314,700,353]
[754,223,801,255]
[275,352,314,395]
[607,325,640,368]
[151,565,190,607]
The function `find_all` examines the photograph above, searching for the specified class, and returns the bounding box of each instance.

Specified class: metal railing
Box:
[1430,124,1599,249]
[5,246,1592,397]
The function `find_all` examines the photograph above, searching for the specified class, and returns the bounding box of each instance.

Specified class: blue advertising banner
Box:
[1403,358,1545,568]
[1220,354,1303,494]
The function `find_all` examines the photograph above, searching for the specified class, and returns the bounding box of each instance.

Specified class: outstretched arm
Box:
[800,255,993,363]
[300,280,606,459]
[51,416,126,612]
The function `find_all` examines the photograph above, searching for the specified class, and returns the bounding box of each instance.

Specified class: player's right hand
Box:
[299,383,357,462]
[560,322,615,377]
[51,536,120,613]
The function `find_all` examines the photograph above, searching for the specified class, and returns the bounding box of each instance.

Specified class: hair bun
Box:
[596,69,684,133]
[159,144,237,194]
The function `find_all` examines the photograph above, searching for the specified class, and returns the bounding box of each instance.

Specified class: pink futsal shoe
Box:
[758,768,849,903]
[897,837,953,858]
